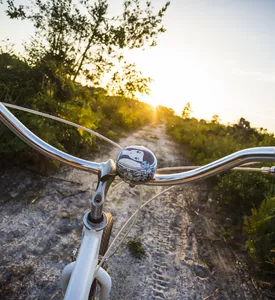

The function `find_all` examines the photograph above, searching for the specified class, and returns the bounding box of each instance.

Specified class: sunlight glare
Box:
[137,49,226,121]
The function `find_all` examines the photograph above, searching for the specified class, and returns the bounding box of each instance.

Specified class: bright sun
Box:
[139,61,225,120]
[130,47,227,121]
[135,46,230,120]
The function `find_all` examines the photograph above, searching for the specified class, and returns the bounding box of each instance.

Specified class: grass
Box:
[127,239,146,259]
[61,213,74,220]
[149,135,159,140]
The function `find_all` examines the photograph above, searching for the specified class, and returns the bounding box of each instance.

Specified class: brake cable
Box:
[2,102,123,150]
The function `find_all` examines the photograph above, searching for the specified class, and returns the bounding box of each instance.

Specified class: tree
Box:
[237,117,251,129]
[181,102,192,119]
[0,49,42,106]
[156,105,175,122]
[4,0,170,98]
[211,114,220,124]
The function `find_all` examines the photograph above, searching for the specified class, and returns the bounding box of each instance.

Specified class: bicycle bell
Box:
[116,145,157,185]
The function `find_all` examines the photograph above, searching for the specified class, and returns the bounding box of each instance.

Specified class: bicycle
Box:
[0,101,274,300]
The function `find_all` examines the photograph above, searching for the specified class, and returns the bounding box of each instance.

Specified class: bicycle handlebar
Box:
[157,165,275,174]
[0,103,101,175]
[150,147,275,185]
[1,102,275,185]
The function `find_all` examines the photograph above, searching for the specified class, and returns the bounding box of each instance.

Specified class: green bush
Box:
[164,109,275,272]
[243,197,275,270]
[127,239,146,259]
[0,52,154,167]
[105,130,117,141]
[214,172,271,214]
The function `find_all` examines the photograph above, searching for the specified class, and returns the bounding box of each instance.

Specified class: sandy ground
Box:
[0,124,259,299]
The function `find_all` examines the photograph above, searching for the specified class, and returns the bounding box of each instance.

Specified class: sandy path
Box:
[0,124,258,299]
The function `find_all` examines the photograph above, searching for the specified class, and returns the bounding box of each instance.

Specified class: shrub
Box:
[214,172,271,214]
[0,52,154,166]
[243,197,275,270]
[127,239,146,259]
[164,111,275,273]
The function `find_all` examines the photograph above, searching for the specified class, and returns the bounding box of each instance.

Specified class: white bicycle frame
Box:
[60,225,111,300]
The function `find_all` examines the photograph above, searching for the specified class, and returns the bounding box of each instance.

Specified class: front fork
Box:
[60,223,111,300]
[61,160,116,299]
[61,263,111,300]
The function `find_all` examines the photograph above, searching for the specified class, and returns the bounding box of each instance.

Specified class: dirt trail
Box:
[0,124,258,299]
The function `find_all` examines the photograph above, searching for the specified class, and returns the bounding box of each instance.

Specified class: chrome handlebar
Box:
[157,165,275,174]
[1,102,275,186]
[0,103,101,175]
[150,147,275,185]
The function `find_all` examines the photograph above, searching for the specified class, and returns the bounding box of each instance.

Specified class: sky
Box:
[0,0,275,132]
[124,0,275,132]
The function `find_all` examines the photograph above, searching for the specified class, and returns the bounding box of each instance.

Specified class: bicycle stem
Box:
[89,160,116,223]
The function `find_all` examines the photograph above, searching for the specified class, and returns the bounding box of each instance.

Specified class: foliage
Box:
[0,50,154,169]
[181,102,192,119]
[164,107,275,271]
[4,0,170,97]
[166,113,275,165]
[211,114,220,124]
[243,197,275,270]
[0,52,41,105]
[127,239,146,259]
[98,95,154,131]
[155,105,175,123]
[0,0,168,168]
[214,172,271,214]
